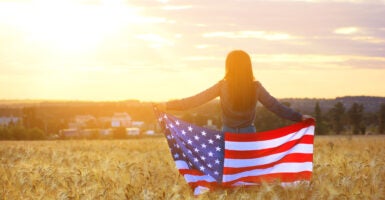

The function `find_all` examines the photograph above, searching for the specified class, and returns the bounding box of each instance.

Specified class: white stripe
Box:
[194,186,210,195]
[224,144,313,168]
[225,126,314,151]
[175,160,217,183]
[222,162,313,183]
[231,180,309,187]
[175,160,189,169]
[184,174,216,183]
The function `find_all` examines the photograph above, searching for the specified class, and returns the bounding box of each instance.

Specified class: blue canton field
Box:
[0,136,384,199]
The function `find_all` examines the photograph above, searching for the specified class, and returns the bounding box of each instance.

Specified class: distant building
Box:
[126,127,140,135]
[132,121,144,127]
[59,129,78,137]
[111,112,131,128]
[0,116,20,126]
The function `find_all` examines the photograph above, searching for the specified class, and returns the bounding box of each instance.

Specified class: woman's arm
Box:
[256,82,303,122]
[166,81,221,110]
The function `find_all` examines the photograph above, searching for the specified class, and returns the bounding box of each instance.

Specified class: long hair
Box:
[224,50,256,110]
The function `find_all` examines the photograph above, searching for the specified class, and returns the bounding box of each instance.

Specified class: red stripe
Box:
[223,153,313,175]
[178,169,204,176]
[188,180,219,189]
[221,171,312,186]
[225,119,315,142]
[225,135,314,159]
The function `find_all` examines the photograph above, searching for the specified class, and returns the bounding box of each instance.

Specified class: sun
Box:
[9,0,141,54]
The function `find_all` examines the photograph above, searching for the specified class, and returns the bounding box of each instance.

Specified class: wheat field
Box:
[0,136,384,200]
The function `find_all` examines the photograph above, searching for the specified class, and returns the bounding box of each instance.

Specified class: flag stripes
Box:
[154,107,315,195]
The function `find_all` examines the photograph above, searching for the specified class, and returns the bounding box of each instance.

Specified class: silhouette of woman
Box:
[162,50,313,133]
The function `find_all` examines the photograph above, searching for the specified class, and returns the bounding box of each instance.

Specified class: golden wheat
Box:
[0,136,384,200]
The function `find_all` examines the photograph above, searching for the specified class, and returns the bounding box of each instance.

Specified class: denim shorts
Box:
[222,125,256,133]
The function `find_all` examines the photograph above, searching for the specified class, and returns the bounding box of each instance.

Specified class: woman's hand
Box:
[154,102,167,111]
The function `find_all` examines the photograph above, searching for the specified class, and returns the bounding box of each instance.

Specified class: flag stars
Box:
[194,135,200,141]
[215,159,220,164]
[174,153,179,159]
[187,139,192,144]
[201,143,207,149]
[201,131,207,136]
[169,123,174,128]
[214,171,219,175]
[208,164,212,168]
[194,158,199,163]
[200,166,205,171]
[208,139,214,144]
[216,146,221,152]
[200,156,206,161]
[181,130,186,135]
[208,152,213,157]
[188,150,192,154]
[194,148,199,152]
[175,120,180,126]
[188,126,193,132]
[215,134,221,139]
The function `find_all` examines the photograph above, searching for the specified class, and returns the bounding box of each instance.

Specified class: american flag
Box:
[155,108,315,195]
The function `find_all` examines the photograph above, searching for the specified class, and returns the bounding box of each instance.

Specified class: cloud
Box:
[203,31,294,41]
[334,27,359,34]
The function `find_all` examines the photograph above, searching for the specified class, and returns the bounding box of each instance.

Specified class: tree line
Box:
[0,100,384,140]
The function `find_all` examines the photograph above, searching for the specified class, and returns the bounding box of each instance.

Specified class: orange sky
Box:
[0,0,384,101]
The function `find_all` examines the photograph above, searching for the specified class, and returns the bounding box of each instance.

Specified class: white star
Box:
[201,143,207,148]
[182,153,186,157]
[175,120,180,126]
[215,159,220,164]
[181,130,186,135]
[194,148,199,152]
[158,117,163,122]
[208,164,212,168]
[169,123,174,128]
[176,144,179,148]
[188,150,192,154]
[214,171,219,175]
[208,139,214,144]
[208,152,213,157]
[187,139,192,144]
[215,134,221,139]
[216,146,221,151]
[200,156,206,161]
[194,158,199,162]
[188,126,193,132]
[194,135,200,141]
[201,131,206,136]
[174,153,179,158]
[200,166,205,171]
[163,114,168,119]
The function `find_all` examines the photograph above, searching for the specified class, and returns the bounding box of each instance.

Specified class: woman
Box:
[163,50,313,133]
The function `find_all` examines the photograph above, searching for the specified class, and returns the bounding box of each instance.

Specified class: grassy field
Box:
[0,136,384,199]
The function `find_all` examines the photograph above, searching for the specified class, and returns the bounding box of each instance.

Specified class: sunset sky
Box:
[0,0,384,101]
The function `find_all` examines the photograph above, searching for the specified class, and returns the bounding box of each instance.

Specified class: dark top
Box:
[166,80,302,128]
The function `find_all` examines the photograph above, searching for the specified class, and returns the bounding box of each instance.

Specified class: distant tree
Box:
[330,102,345,134]
[379,103,385,134]
[348,103,364,134]
[314,102,327,135]
[113,127,127,139]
